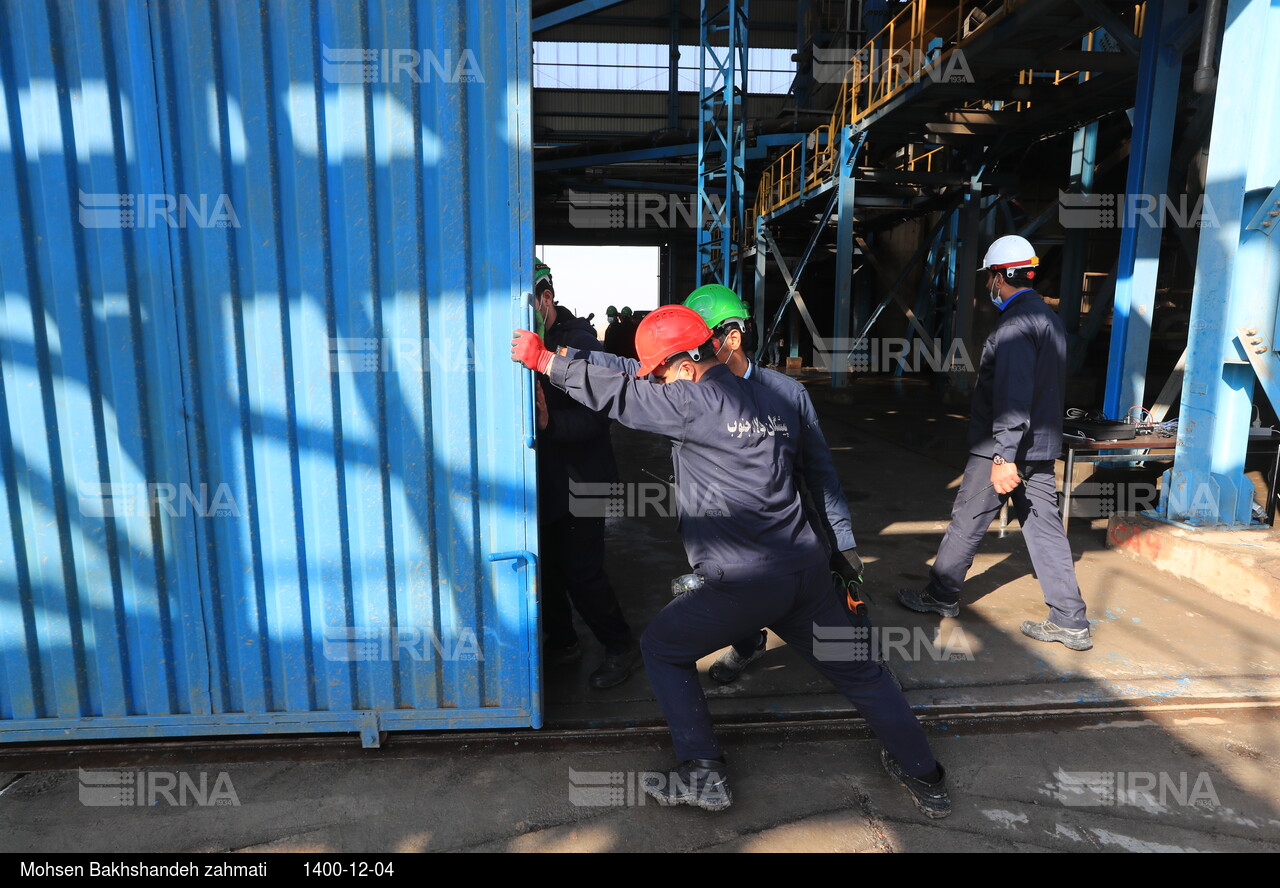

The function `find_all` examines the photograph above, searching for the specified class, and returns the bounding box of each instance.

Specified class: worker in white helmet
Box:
[897,235,1091,651]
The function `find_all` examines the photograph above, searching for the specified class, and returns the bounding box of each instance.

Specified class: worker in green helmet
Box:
[530,256,640,688]
[616,306,639,360]
[553,282,866,683]
[603,304,622,355]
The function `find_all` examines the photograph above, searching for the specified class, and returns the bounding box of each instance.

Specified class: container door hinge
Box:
[359,712,383,748]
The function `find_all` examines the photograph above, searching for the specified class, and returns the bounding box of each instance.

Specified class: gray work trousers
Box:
[926,454,1088,630]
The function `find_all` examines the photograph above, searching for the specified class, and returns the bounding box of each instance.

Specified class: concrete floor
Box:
[3,376,1279,853]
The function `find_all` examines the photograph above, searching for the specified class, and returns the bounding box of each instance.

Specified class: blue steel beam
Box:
[697,0,748,288]
[533,0,631,31]
[1160,0,1280,528]
[754,217,767,349]
[1103,0,1187,420]
[1059,115,1098,341]
[668,0,681,129]
[756,191,839,361]
[571,178,700,194]
[950,166,985,394]
[832,129,867,388]
[1071,0,1141,54]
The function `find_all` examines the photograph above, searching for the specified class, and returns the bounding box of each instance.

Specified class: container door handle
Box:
[487,550,537,569]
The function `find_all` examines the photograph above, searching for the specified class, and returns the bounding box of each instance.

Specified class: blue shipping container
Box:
[0,0,539,745]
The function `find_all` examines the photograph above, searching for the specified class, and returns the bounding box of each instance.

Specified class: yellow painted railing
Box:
[752,0,1096,226]
[751,0,993,223]
[750,0,1144,230]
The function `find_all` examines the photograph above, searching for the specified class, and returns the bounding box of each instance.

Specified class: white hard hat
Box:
[978,235,1039,273]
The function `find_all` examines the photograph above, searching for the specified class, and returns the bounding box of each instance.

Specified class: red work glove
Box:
[511,329,553,374]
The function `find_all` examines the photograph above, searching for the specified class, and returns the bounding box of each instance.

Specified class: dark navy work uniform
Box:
[538,307,632,655]
[547,356,937,775]
[572,350,859,662]
[926,289,1088,629]
[573,351,856,553]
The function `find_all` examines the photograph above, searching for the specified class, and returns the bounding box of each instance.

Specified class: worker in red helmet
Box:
[555,283,867,685]
[511,307,949,818]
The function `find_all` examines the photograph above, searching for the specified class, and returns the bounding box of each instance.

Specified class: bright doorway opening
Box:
[534,245,660,340]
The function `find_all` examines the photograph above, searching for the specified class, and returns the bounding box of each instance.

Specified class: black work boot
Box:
[641,759,732,811]
[881,749,951,819]
[544,640,582,666]
[588,645,640,689]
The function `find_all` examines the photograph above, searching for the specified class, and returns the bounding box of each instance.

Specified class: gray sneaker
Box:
[708,632,766,684]
[1021,619,1092,651]
[897,588,960,618]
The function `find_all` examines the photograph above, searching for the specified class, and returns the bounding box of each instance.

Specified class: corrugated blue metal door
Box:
[0,0,538,745]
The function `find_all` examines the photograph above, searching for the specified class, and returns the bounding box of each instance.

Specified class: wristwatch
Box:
[992,454,1007,465]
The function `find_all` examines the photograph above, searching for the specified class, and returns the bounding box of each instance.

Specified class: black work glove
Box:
[830,548,867,616]
[830,548,864,587]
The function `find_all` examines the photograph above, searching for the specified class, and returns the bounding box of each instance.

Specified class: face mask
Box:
[988,273,1003,307]
[535,297,548,338]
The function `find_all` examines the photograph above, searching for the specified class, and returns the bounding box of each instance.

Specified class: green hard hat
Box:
[534,257,552,284]
[620,306,632,318]
[684,284,749,330]
[606,305,618,317]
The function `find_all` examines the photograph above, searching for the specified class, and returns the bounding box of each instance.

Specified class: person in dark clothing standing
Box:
[616,306,639,360]
[602,305,622,355]
[512,306,949,817]
[532,259,640,688]
[897,236,1091,651]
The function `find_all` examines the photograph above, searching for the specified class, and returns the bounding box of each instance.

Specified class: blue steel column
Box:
[832,126,860,388]
[1160,0,1280,527]
[668,0,681,130]
[754,216,767,346]
[1103,0,1187,418]
[697,0,748,288]
[950,173,983,393]
[1058,120,1097,344]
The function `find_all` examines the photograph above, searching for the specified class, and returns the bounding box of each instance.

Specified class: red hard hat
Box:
[634,305,713,377]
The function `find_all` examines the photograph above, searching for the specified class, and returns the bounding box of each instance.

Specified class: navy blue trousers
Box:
[641,561,937,778]
[541,515,633,655]
[927,454,1088,630]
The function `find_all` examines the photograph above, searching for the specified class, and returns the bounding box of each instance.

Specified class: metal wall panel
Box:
[0,0,538,745]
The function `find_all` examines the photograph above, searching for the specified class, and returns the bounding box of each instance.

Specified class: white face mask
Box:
[988,273,1003,306]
